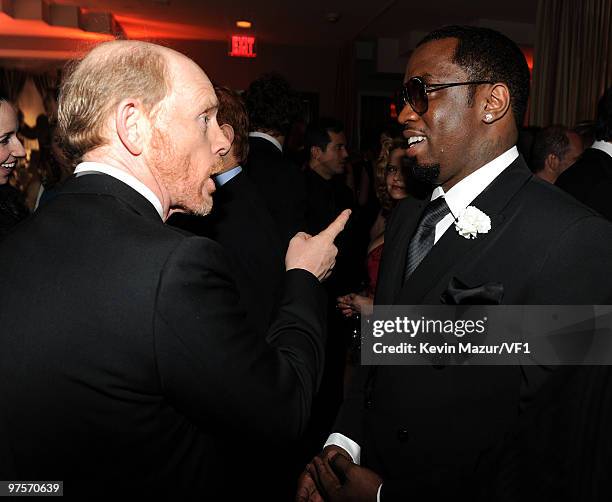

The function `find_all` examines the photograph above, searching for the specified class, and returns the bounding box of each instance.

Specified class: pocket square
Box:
[441,276,504,305]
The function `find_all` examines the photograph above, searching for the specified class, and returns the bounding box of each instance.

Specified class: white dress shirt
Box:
[248,131,283,152]
[430,146,519,242]
[324,146,520,501]
[73,161,164,219]
[591,139,612,159]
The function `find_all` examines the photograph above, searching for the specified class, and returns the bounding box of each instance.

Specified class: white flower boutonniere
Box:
[455,206,491,239]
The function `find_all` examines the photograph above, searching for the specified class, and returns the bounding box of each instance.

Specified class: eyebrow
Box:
[202,102,218,113]
[200,95,218,112]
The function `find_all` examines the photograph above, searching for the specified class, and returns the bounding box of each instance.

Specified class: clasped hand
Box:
[296,448,382,502]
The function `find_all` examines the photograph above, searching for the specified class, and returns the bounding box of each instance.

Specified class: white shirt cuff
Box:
[323,432,361,465]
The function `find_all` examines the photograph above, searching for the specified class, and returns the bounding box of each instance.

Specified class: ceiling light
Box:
[236,20,252,29]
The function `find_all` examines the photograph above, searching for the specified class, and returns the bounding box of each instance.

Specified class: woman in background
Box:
[0,92,28,239]
[337,135,408,317]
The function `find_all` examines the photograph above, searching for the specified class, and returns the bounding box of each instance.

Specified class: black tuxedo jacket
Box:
[244,136,307,248]
[0,184,29,240]
[303,168,362,296]
[169,171,285,339]
[334,157,612,501]
[0,173,326,499]
[556,147,612,221]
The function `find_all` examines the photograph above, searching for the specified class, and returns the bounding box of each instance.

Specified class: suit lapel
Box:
[395,156,533,304]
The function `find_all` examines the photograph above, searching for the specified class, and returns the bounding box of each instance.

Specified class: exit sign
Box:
[229,35,256,58]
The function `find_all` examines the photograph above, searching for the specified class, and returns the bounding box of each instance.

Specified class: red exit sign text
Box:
[229,35,256,58]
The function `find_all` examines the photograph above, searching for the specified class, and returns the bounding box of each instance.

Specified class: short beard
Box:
[148,125,213,217]
[403,156,441,186]
[190,200,212,217]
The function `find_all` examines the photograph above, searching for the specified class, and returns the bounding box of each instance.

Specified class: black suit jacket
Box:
[244,136,307,248]
[334,157,612,501]
[556,147,612,220]
[0,173,326,499]
[0,184,29,240]
[169,171,285,339]
[303,168,361,296]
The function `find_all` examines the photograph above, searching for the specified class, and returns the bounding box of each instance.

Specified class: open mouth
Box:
[0,161,16,172]
[407,136,426,148]
[404,134,427,157]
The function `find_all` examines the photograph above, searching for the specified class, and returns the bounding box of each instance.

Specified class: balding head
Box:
[57,40,229,218]
[57,40,171,166]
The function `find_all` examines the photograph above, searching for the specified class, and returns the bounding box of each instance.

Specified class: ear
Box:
[481,83,511,124]
[115,98,148,156]
[544,153,560,172]
[311,145,322,161]
[219,124,235,147]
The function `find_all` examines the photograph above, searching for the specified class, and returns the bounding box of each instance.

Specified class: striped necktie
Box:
[404,196,451,282]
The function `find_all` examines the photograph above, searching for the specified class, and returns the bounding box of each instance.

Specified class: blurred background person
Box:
[0,91,27,239]
[573,120,597,150]
[243,73,307,248]
[336,136,409,393]
[297,117,359,476]
[557,87,612,220]
[529,125,583,184]
[337,136,409,319]
[170,85,285,341]
[20,92,69,209]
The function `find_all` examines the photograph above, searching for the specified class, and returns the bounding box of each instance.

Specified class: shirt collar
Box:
[591,140,612,158]
[249,131,283,152]
[431,146,519,218]
[214,165,242,186]
[73,161,164,219]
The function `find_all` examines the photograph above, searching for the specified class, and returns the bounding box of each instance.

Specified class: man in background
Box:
[557,87,612,220]
[170,86,285,340]
[304,118,351,233]
[530,125,583,184]
[300,118,362,473]
[244,73,307,248]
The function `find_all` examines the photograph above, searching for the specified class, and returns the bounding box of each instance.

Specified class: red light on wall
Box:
[229,35,256,58]
[390,102,398,119]
[520,46,534,76]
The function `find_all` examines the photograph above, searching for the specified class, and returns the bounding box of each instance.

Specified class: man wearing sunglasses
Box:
[298,25,612,502]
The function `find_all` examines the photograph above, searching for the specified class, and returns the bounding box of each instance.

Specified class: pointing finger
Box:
[318,209,351,242]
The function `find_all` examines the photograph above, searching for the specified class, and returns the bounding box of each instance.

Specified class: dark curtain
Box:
[530,0,612,126]
[32,73,59,112]
[0,69,27,103]
[334,42,357,146]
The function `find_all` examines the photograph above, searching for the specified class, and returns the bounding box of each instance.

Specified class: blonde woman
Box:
[337,136,408,316]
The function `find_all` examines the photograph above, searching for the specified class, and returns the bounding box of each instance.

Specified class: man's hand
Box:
[296,446,351,502]
[286,209,351,281]
[296,470,324,502]
[307,453,383,502]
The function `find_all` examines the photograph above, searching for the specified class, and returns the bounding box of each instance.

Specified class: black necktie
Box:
[404,196,451,281]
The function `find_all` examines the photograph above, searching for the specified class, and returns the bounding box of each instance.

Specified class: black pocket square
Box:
[441,276,504,305]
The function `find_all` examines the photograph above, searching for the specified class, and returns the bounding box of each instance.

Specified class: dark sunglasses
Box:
[395,76,494,115]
